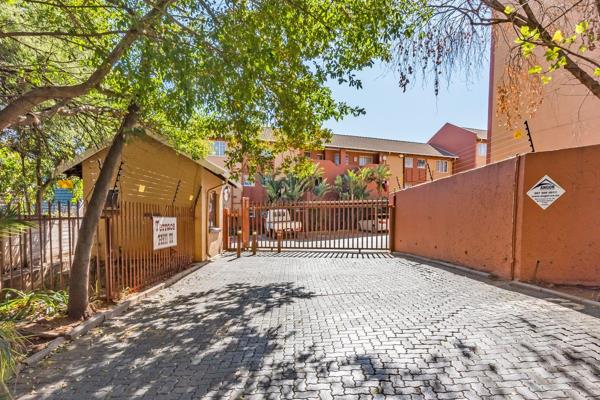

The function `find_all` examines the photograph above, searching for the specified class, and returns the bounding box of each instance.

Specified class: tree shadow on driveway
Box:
[13,281,315,399]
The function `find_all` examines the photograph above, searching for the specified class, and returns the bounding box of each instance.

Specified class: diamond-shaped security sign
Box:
[526,175,565,210]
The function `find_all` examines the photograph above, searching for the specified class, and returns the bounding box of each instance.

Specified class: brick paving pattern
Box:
[12,252,600,399]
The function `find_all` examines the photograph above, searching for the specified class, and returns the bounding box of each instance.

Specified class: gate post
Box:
[276,230,283,253]
[252,231,257,255]
[236,230,242,258]
[223,208,230,251]
[241,197,250,249]
[389,195,396,253]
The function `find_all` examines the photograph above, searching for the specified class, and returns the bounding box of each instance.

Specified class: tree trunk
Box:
[0,0,172,131]
[67,103,139,319]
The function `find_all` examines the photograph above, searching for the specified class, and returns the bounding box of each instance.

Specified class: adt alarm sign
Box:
[153,217,177,250]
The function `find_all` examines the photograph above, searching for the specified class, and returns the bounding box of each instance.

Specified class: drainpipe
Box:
[509,155,522,281]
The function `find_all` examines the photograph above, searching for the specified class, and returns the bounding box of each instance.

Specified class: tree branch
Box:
[0,0,174,132]
[0,30,127,38]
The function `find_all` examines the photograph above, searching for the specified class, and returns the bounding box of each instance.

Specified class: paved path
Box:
[13,252,600,399]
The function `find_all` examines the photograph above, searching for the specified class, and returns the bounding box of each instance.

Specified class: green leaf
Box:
[594,68,600,77]
[519,26,531,36]
[575,21,589,34]
[528,65,542,75]
[504,5,515,15]
[552,30,563,43]
[541,75,553,85]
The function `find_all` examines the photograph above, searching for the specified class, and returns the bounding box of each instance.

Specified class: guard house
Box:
[62,132,237,298]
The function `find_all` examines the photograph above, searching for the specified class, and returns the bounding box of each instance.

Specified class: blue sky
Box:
[324,59,490,143]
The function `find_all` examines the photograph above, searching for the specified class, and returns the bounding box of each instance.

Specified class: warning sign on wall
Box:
[153,217,177,250]
[526,175,565,210]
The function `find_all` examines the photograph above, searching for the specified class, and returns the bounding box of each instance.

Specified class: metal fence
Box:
[0,202,82,291]
[1,201,195,301]
[225,199,392,252]
[101,201,195,300]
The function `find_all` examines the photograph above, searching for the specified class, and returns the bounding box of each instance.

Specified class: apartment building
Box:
[428,123,488,173]
[208,131,457,206]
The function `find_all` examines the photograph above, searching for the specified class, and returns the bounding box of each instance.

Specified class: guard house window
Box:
[208,191,218,228]
[417,159,426,169]
[344,154,349,165]
[333,153,340,165]
[436,160,448,173]
[404,157,413,168]
[316,153,324,160]
[478,142,487,156]
[304,151,312,159]
[211,141,227,156]
[358,155,373,166]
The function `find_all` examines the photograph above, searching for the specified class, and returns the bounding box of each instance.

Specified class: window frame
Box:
[333,153,340,165]
[436,160,448,173]
[211,141,227,157]
[417,159,427,169]
[208,191,218,228]
[358,155,373,166]
[404,157,413,168]
[477,142,487,157]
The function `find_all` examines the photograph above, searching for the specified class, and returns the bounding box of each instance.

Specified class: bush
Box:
[0,289,68,321]
[0,321,25,398]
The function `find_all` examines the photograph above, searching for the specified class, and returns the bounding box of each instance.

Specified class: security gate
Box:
[224,199,393,252]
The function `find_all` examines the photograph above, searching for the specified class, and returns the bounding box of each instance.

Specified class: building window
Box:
[208,191,218,228]
[436,160,448,173]
[344,154,349,165]
[417,159,426,169]
[404,157,413,168]
[478,142,487,156]
[333,153,340,165]
[211,141,227,157]
[316,153,324,160]
[358,156,373,166]
[304,151,311,159]
[242,174,255,187]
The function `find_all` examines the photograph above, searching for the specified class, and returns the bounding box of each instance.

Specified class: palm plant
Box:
[0,207,34,238]
[369,164,391,198]
[259,173,285,203]
[335,169,370,200]
[281,174,311,202]
[0,208,36,397]
[312,178,331,199]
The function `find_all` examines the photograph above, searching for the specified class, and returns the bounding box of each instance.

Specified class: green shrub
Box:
[0,289,68,321]
[0,321,25,399]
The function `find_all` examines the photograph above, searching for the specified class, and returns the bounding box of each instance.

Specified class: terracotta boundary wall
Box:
[392,144,600,286]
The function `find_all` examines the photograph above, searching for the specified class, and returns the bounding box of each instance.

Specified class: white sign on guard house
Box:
[527,175,565,210]
[153,217,177,250]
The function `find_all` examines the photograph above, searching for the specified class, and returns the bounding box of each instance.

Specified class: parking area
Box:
[12,252,600,399]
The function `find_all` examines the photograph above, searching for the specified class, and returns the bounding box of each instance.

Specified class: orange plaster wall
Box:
[392,144,600,286]
[393,157,518,279]
[515,145,600,285]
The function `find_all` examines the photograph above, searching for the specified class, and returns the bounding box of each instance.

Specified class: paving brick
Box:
[12,253,600,399]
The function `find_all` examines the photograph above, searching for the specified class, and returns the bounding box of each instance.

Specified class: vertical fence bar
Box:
[67,202,73,273]
[47,201,54,289]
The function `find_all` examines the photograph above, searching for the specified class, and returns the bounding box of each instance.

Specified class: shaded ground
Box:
[11,252,600,399]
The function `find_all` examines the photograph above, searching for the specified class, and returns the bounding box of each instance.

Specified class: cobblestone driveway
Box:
[13,252,600,399]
